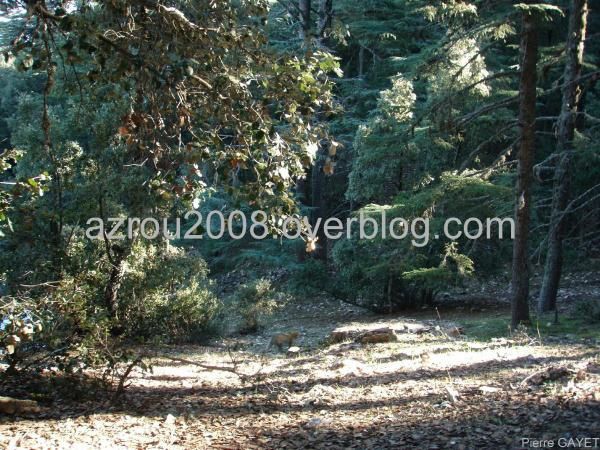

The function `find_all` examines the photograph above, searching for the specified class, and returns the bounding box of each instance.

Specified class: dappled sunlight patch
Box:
[2,318,598,449]
[403,346,536,371]
[2,286,599,448]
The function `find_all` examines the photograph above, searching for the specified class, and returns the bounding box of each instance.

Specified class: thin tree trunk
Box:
[511,7,538,330]
[295,176,309,262]
[299,0,311,40]
[538,0,588,314]
[317,0,333,42]
[104,246,127,320]
[358,46,365,78]
[310,155,327,260]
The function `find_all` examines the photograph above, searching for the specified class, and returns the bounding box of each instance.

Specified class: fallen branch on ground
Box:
[162,355,266,383]
[520,366,572,386]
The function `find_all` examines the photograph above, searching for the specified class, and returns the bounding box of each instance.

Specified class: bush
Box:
[575,299,600,323]
[0,237,222,376]
[230,279,278,334]
[332,241,467,312]
[333,174,506,312]
[119,243,221,343]
[133,279,221,343]
[288,258,330,295]
[1,276,119,374]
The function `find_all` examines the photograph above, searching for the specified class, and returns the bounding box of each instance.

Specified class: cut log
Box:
[446,326,465,337]
[329,326,399,345]
[359,327,398,344]
[414,327,433,335]
[0,397,41,415]
[521,366,571,386]
[287,346,301,357]
[328,330,352,344]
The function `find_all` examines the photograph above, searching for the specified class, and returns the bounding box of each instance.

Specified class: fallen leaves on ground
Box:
[1,294,599,449]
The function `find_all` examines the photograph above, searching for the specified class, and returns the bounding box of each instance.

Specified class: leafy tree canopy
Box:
[2,0,340,216]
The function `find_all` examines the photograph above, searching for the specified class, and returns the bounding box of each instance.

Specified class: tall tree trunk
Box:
[317,0,333,43]
[310,156,328,260]
[538,0,588,314]
[511,7,539,329]
[104,245,127,320]
[358,45,365,78]
[299,0,311,40]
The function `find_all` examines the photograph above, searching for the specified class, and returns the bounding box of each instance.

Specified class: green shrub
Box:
[119,243,221,343]
[0,240,220,382]
[1,275,118,373]
[230,279,278,334]
[575,299,600,324]
[288,258,329,294]
[142,281,220,343]
[332,240,471,312]
[333,174,508,312]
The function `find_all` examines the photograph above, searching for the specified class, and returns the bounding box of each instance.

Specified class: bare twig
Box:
[112,357,143,402]
[163,354,267,383]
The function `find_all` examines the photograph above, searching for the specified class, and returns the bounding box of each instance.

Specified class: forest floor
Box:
[1,272,600,449]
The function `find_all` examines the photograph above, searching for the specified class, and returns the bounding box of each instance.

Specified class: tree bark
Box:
[299,0,311,40]
[317,0,333,42]
[104,245,127,321]
[511,7,538,329]
[310,155,328,260]
[538,0,588,314]
[358,45,365,78]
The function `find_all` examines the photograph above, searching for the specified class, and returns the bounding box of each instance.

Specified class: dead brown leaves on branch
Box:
[9,0,341,213]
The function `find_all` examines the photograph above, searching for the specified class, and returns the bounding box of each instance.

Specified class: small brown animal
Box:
[267,331,299,352]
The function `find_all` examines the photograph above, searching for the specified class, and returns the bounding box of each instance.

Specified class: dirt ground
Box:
[1,282,599,449]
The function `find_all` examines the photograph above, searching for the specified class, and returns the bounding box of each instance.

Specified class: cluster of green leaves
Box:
[324,0,600,310]
[0,149,50,236]
[333,174,511,311]
[8,0,340,214]
[0,0,346,373]
[228,278,278,334]
[114,243,220,343]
